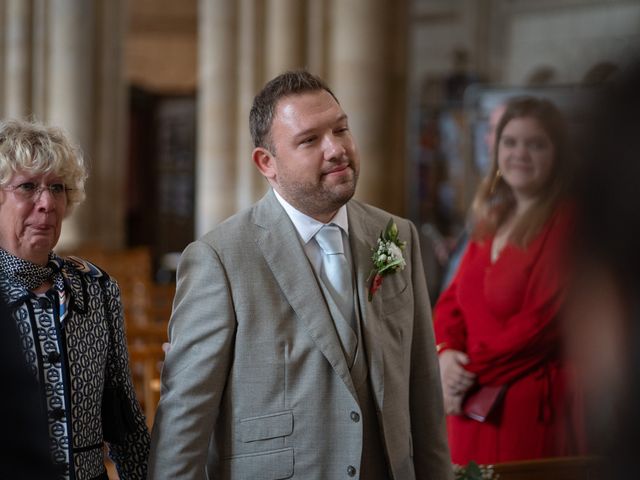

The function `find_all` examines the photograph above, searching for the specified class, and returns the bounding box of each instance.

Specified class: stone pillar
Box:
[92,0,127,248]
[235,0,266,210]
[31,0,48,120]
[196,0,238,237]
[264,0,305,78]
[329,0,396,212]
[0,0,5,116]
[47,0,95,249]
[4,0,32,118]
[306,0,329,78]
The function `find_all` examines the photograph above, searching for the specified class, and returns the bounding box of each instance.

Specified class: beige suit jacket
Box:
[148,190,452,479]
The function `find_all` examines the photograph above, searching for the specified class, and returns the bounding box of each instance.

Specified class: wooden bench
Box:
[128,342,166,427]
[61,246,176,428]
[493,456,603,480]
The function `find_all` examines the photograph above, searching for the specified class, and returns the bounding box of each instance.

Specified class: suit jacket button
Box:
[350,411,360,423]
[47,351,61,363]
[347,465,357,477]
[51,408,65,421]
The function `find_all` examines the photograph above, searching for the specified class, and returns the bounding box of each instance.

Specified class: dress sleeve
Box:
[103,278,151,479]
[465,212,572,386]
[433,243,474,353]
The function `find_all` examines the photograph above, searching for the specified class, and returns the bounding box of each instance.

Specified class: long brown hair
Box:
[471,96,570,246]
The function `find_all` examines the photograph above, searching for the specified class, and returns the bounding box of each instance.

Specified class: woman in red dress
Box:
[434,97,581,465]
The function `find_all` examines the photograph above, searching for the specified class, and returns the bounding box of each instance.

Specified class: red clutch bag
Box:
[462,385,507,422]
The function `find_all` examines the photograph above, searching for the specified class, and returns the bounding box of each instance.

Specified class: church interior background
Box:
[1,0,638,283]
[1,0,639,477]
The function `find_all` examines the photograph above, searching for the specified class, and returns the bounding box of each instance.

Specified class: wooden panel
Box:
[60,246,175,429]
[129,343,166,426]
[494,456,603,480]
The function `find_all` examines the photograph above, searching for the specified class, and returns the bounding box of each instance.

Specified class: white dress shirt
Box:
[273,189,352,274]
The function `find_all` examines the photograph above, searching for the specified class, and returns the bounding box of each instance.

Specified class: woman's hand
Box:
[443,390,465,415]
[439,349,476,414]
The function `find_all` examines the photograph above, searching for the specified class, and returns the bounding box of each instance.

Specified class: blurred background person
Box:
[433,97,580,465]
[0,119,150,480]
[566,60,640,478]
[483,103,508,172]
[439,101,507,293]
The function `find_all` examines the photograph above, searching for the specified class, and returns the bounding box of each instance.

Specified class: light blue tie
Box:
[315,224,355,328]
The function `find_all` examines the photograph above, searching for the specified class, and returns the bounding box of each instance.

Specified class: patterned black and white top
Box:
[0,250,150,480]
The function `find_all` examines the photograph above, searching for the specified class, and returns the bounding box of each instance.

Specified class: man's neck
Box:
[273,189,340,224]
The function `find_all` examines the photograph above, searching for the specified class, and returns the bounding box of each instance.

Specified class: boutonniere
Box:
[453,461,499,479]
[367,219,406,301]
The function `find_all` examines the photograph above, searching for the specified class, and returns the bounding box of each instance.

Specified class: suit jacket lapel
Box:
[253,190,357,398]
[347,202,385,409]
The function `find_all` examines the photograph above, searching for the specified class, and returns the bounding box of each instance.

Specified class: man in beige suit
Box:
[148,71,452,479]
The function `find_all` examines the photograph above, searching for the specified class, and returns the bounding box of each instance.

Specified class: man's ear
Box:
[252,147,277,181]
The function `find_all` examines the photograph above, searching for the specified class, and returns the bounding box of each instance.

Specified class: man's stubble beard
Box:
[278,166,359,219]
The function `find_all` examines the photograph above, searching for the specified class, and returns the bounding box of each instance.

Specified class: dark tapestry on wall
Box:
[128,88,196,281]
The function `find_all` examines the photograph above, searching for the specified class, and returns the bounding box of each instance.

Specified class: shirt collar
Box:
[273,189,349,244]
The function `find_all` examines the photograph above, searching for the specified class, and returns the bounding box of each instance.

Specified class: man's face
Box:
[261,90,359,222]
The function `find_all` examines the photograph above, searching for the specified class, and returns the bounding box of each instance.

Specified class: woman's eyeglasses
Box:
[3,182,72,201]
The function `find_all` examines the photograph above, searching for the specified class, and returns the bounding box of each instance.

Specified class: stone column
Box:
[306,0,329,78]
[92,0,127,248]
[264,0,305,78]
[235,0,266,210]
[196,0,238,237]
[4,0,32,118]
[329,0,389,210]
[47,0,95,249]
[0,0,6,116]
[31,0,48,120]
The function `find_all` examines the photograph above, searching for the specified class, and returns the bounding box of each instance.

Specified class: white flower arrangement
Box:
[453,461,499,480]
[367,219,406,301]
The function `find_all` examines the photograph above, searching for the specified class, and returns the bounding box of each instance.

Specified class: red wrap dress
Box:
[434,209,582,465]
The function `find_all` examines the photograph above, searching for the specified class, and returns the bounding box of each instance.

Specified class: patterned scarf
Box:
[0,248,65,291]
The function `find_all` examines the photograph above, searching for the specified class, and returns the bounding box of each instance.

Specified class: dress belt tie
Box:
[535,363,555,423]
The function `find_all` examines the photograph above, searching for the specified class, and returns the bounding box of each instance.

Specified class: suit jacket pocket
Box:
[240,410,293,443]
[223,447,294,479]
[379,271,408,303]
[380,278,410,317]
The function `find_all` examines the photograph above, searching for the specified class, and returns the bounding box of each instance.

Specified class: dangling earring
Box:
[489,169,502,195]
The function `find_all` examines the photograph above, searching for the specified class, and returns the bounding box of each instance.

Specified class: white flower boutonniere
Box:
[367,219,406,301]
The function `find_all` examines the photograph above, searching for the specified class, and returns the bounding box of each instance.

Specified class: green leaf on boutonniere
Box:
[453,461,499,480]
